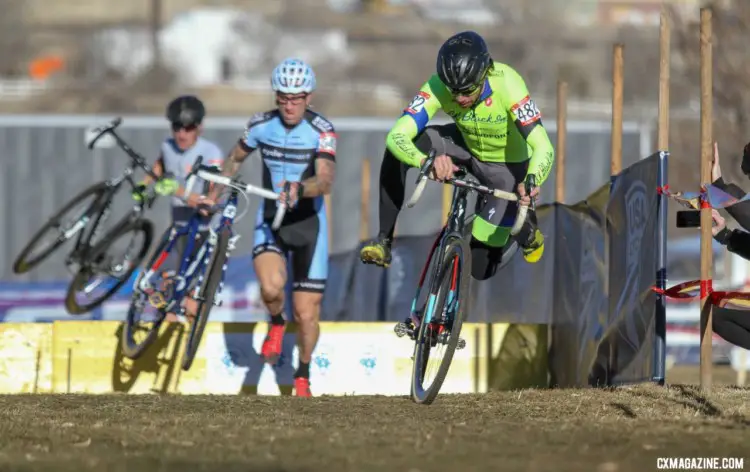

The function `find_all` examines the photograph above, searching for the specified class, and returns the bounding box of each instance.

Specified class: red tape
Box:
[653,279,750,308]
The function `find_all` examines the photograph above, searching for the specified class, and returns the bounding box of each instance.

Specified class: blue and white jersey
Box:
[240,109,337,222]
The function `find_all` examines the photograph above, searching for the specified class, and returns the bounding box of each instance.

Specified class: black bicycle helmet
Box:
[436,31,492,93]
[166,95,205,127]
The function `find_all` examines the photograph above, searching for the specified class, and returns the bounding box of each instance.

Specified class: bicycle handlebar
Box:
[87,117,160,181]
[405,149,535,236]
[184,156,287,230]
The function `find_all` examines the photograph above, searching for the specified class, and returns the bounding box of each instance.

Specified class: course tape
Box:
[653,183,750,309]
[653,280,750,309]
[658,183,750,210]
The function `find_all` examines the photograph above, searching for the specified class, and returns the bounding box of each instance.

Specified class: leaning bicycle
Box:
[12,117,163,315]
[394,149,535,405]
[121,156,287,371]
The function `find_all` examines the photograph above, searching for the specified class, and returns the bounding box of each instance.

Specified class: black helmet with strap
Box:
[166,95,206,127]
[436,31,492,94]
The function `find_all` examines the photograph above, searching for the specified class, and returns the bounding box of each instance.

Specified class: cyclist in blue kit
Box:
[207,58,336,397]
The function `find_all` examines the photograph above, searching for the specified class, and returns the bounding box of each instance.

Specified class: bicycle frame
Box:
[66,165,148,265]
[137,189,240,314]
[410,183,470,328]
[191,189,240,309]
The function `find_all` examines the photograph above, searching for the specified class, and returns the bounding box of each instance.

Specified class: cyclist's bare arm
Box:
[300,155,335,197]
[206,142,253,201]
[503,68,555,186]
[386,78,444,168]
[141,154,165,185]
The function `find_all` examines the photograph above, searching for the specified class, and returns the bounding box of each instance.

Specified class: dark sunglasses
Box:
[171,122,198,132]
[449,82,482,97]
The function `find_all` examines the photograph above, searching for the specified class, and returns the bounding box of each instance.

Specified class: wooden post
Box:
[555,80,567,202]
[611,44,624,176]
[658,9,670,151]
[360,159,371,241]
[699,6,714,392]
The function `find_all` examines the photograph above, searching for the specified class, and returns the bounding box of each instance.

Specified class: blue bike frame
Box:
[138,191,239,315]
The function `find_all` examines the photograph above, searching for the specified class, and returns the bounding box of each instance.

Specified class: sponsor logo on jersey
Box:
[311,116,334,133]
[447,109,505,125]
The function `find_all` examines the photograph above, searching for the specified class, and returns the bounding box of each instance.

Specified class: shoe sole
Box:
[523,244,544,264]
[360,247,390,268]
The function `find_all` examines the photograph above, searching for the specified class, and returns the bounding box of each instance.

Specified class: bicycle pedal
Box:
[394,322,409,337]
[148,292,167,309]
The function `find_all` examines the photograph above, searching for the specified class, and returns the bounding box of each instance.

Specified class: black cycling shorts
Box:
[252,209,328,293]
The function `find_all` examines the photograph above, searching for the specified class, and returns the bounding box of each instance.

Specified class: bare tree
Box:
[672,0,750,184]
[0,1,31,76]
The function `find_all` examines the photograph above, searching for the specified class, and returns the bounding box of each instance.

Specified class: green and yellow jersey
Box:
[386,61,555,186]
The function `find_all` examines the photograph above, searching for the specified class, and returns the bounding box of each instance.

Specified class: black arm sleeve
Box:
[712,177,750,230]
[712,177,745,198]
[715,228,750,261]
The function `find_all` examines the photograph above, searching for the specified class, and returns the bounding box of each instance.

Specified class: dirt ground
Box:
[0,365,747,472]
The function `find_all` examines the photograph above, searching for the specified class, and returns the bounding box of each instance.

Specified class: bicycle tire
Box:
[12,182,108,274]
[411,233,472,405]
[182,227,230,371]
[64,217,154,315]
[120,227,171,360]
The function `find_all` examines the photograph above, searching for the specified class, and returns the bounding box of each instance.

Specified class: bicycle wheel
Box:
[64,217,153,315]
[120,227,171,359]
[182,227,230,371]
[411,233,472,405]
[12,182,108,274]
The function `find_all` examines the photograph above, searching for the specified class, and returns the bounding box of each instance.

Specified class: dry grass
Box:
[0,365,748,472]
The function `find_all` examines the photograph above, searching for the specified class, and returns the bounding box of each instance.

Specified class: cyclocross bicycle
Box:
[12,117,162,315]
[394,149,535,405]
[121,156,287,371]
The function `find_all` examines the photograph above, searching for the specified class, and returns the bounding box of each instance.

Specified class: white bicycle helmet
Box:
[271,58,316,94]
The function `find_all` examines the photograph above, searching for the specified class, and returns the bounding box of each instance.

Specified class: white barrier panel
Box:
[0,321,548,395]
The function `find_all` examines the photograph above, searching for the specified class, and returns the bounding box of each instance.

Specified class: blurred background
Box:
[0,0,748,372]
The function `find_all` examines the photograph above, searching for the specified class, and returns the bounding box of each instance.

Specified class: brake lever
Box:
[280,181,295,210]
[416,149,437,184]
[524,174,537,212]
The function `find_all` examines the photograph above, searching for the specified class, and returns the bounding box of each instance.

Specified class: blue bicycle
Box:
[120,156,286,371]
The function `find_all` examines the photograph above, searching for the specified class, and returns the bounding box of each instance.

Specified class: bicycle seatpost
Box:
[524,174,537,212]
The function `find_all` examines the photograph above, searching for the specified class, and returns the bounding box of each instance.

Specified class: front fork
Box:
[394,236,464,350]
[191,229,240,308]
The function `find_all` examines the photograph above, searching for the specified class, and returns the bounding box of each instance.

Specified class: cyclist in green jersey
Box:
[360,31,555,279]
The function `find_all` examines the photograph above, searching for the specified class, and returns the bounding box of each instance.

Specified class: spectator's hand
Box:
[517,183,540,207]
[711,209,726,237]
[712,141,722,182]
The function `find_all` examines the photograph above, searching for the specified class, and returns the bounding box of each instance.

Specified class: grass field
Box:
[0,366,747,472]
